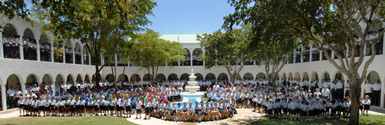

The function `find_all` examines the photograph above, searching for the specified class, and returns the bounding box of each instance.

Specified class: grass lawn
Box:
[0,116,136,125]
[250,115,385,125]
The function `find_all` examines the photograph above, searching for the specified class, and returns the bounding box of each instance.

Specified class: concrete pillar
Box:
[88,53,91,65]
[19,36,24,60]
[190,49,193,66]
[0,31,3,58]
[383,33,385,55]
[293,50,296,63]
[50,41,54,62]
[363,43,367,56]
[309,44,313,62]
[381,81,384,108]
[21,83,26,98]
[62,44,66,63]
[101,55,104,65]
[72,47,75,64]
[300,46,303,63]
[81,46,84,65]
[1,84,7,111]
[319,49,323,60]
[36,39,40,61]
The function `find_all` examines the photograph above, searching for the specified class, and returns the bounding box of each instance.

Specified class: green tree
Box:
[198,25,253,83]
[34,0,156,87]
[129,29,185,83]
[224,1,299,85]
[225,0,385,124]
[1,0,32,31]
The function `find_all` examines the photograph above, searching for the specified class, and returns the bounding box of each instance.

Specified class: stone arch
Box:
[181,48,191,66]
[105,74,114,82]
[83,46,90,65]
[334,72,344,81]
[26,74,39,85]
[205,73,216,81]
[74,42,82,64]
[180,73,190,81]
[42,74,53,84]
[168,73,178,81]
[23,28,37,60]
[143,74,152,81]
[367,71,380,84]
[67,74,74,83]
[321,71,330,81]
[39,33,51,61]
[156,74,166,81]
[243,72,254,80]
[288,72,293,79]
[256,72,266,80]
[311,72,319,82]
[117,74,128,82]
[64,40,73,63]
[192,48,203,66]
[218,73,229,81]
[195,73,204,81]
[91,75,96,82]
[130,74,141,82]
[294,72,301,80]
[76,74,83,83]
[84,74,90,83]
[303,72,309,81]
[55,74,64,84]
[6,74,22,89]
[2,23,19,58]
[282,72,287,79]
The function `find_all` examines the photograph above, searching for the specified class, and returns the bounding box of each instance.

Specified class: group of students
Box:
[2,34,21,59]
[14,80,239,123]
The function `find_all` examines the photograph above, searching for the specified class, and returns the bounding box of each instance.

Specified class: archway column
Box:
[36,38,40,61]
[72,47,75,64]
[81,46,84,65]
[21,83,26,98]
[62,43,65,63]
[50,41,54,62]
[0,31,3,58]
[1,83,6,111]
[309,43,313,62]
[19,35,24,60]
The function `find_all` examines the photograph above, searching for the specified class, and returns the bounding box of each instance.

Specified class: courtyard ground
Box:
[0,107,384,125]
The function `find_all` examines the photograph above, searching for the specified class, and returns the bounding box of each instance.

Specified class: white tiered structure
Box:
[180,69,204,102]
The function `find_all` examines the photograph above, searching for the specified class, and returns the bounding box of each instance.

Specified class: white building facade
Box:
[1,16,385,111]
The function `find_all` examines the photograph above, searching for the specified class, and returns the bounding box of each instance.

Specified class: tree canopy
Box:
[0,0,32,30]
[129,29,185,83]
[224,0,385,124]
[198,24,253,83]
[33,0,156,86]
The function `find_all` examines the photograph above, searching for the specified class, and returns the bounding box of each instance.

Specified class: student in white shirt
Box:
[135,99,142,119]
[321,85,330,99]
[372,79,381,106]
[363,80,373,98]
[363,95,371,116]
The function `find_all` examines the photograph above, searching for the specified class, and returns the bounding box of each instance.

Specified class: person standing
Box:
[344,80,350,97]
[336,80,344,100]
[372,79,381,106]
[363,80,373,99]
[7,86,15,109]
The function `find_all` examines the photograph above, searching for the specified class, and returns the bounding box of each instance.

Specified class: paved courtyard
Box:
[0,108,384,125]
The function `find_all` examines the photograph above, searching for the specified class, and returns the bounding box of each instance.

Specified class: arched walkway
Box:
[55,74,64,84]
[294,72,301,81]
[156,74,166,81]
[64,40,73,63]
[74,42,82,64]
[67,74,74,83]
[143,74,152,81]
[243,73,254,80]
[321,71,330,82]
[84,75,90,83]
[334,72,344,81]
[83,46,90,65]
[105,74,115,82]
[168,73,178,81]
[205,73,216,81]
[218,73,229,81]
[288,72,293,79]
[39,34,51,61]
[256,72,266,80]
[117,74,128,82]
[180,73,190,81]
[192,48,203,66]
[130,74,141,82]
[181,48,191,66]
[195,73,204,81]
[367,71,381,106]
[42,74,53,84]
[23,28,37,60]
[2,23,19,59]
[76,74,83,83]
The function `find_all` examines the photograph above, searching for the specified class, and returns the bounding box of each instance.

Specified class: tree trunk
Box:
[349,78,361,125]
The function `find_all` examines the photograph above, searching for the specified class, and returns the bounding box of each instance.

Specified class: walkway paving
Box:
[0,108,383,125]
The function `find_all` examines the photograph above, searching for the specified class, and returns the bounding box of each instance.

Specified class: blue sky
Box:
[147,0,234,34]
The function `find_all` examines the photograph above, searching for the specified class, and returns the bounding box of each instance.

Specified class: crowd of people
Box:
[2,77,381,122]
